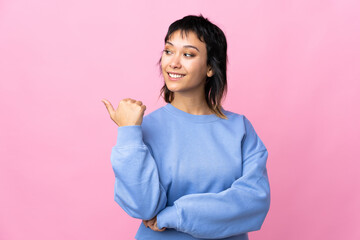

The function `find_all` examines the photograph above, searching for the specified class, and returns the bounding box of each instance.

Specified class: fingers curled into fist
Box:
[142,215,166,232]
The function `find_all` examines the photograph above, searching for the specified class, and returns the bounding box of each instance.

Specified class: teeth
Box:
[169,73,184,78]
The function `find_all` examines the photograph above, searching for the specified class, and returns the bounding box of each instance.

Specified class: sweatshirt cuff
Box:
[115,125,144,147]
[157,205,179,230]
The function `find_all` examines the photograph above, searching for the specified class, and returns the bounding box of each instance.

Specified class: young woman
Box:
[102,15,270,240]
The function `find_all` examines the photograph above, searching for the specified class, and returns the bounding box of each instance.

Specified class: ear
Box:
[207,65,214,77]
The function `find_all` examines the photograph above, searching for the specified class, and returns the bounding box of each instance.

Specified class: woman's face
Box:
[161,30,213,96]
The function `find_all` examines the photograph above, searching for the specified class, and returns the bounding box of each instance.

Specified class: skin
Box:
[101,98,146,127]
[161,29,214,115]
[102,29,214,232]
[142,215,166,232]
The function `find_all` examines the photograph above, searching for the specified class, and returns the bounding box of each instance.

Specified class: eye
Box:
[163,49,172,55]
[184,53,195,57]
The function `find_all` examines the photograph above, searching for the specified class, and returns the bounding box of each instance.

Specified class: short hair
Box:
[158,14,228,119]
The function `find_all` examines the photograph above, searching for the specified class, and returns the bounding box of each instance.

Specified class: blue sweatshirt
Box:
[110,103,270,240]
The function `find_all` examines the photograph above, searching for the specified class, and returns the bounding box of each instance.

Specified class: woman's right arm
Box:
[111,125,168,220]
[103,98,168,220]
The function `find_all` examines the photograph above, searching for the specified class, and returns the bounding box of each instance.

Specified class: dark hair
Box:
[158,14,228,119]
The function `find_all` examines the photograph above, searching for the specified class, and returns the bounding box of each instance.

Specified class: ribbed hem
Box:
[163,103,224,123]
[156,205,179,230]
[115,125,144,147]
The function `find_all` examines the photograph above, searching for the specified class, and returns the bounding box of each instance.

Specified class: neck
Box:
[171,93,213,115]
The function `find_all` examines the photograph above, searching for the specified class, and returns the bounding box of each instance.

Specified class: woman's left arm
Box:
[156,116,270,239]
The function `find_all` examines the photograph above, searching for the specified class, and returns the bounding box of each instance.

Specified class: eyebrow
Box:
[165,41,200,52]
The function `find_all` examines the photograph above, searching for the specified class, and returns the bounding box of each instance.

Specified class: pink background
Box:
[1,0,359,239]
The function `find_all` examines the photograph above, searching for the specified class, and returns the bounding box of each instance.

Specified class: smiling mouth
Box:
[168,72,186,79]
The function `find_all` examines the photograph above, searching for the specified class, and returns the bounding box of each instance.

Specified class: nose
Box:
[169,53,181,69]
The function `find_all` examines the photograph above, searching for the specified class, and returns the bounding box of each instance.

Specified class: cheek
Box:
[160,59,170,79]
[188,60,207,76]
[160,56,168,70]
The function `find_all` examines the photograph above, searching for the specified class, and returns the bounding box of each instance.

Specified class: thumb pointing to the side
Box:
[101,99,115,119]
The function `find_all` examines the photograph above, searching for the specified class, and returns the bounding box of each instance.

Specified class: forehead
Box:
[167,30,206,48]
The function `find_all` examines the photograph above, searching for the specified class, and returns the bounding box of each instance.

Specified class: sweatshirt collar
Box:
[163,103,223,123]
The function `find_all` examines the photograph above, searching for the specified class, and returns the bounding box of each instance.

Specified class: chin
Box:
[165,85,180,93]
[164,80,178,89]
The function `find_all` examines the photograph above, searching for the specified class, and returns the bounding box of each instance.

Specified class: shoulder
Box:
[225,111,267,152]
[222,108,243,119]
[221,108,248,126]
[221,109,263,139]
[140,105,172,137]
[142,105,168,124]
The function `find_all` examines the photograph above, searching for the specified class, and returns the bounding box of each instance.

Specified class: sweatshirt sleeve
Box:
[156,116,270,239]
[110,125,168,220]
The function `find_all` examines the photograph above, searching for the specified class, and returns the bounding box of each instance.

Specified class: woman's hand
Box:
[102,98,146,127]
[143,215,166,232]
